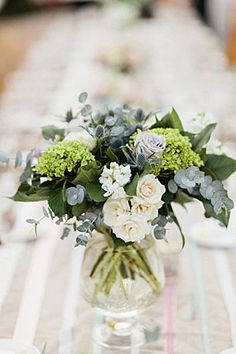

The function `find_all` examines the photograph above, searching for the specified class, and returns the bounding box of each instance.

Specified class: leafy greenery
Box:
[205,154,236,180]
[191,123,216,153]
[125,173,139,196]
[41,125,65,141]
[86,182,106,203]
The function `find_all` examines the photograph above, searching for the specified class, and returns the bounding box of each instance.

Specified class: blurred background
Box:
[0,1,236,352]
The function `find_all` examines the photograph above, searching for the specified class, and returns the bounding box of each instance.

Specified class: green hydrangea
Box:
[150,128,203,175]
[35,140,95,178]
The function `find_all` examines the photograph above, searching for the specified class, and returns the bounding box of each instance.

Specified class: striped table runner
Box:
[0,230,235,354]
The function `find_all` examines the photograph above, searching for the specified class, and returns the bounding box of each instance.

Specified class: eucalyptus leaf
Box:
[66,186,85,206]
[78,92,88,103]
[0,150,9,164]
[75,233,88,247]
[26,218,39,225]
[203,201,230,227]
[168,180,178,194]
[154,226,166,240]
[15,150,23,168]
[61,227,70,240]
[81,104,92,117]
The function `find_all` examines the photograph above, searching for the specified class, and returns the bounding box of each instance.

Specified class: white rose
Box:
[64,129,97,150]
[135,131,166,159]
[131,197,158,220]
[137,174,165,204]
[113,213,148,242]
[103,197,130,227]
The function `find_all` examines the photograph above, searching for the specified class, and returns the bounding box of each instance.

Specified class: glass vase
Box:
[80,232,165,349]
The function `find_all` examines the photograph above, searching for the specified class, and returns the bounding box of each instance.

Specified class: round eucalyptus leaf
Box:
[76,233,88,246]
[105,116,117,126]
[95,125,104,138]
[78,92,88,103]
[110,126,124,137]
[168,180,178,194]
[81,104,92,117]
[154,226,166,240]
[66,186,85,206]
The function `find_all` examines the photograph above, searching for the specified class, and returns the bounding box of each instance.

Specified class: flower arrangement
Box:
[3,92,236,299]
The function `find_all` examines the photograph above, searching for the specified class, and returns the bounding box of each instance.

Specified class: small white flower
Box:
[135,131,166,159]
[64,129,97,150]
[103,197,130,227]
[136,174,166,205]
[114,164,131,185]
[112,186,127,199]
[99,162,131,198]
[113,213,148,242]
[131,197,160,220]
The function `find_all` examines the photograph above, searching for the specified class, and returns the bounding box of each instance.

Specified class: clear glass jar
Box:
[80,233,165,348]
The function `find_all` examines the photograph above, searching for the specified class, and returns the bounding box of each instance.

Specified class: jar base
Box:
[93,309,146,349]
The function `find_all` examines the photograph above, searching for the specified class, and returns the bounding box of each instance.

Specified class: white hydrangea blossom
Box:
[186,112,233,155]
[187,112,216,134]
[99,162,131,198]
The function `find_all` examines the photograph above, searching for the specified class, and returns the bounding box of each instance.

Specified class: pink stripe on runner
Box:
[164,278,177,354]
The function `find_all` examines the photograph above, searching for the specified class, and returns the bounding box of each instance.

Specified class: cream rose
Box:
[64,129,97,150]
[137,174,165,204]
[131,197,157,220]
[113,213,148,242]
[103,197,130,227]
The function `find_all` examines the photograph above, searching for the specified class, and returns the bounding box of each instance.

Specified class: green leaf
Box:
[41,125,65,141]
[192,123,216,153]
[205,154,236,181]
[72,201,88,218]
[162,191,175,204]
[174,190,193,207]
[181,131,195,144]
[48,189,66,217]
[12,182,50,202]
[203,201,230,227]
[72,162,101,186]
[86,182,106,202]
[154,108,183,130]
[106,147,119,163]
[125,173,139,196]
[169,204,185,249]
[200,166,218,180]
